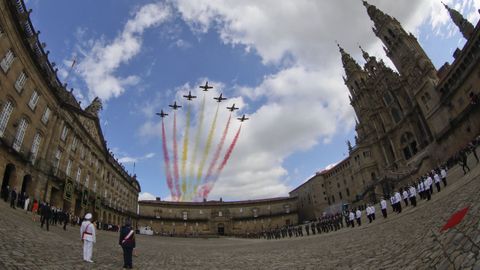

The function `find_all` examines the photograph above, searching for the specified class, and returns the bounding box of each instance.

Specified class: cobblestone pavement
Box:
[0,160,479,269]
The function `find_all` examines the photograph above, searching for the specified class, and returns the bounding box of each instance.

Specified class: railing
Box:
[0,129,32,162]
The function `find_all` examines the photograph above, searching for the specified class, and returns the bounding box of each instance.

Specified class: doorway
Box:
[1,164,16,200]
[20,175,33,197]
[217,223,225,235]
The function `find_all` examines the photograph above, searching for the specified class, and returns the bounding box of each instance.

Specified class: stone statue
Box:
[85,97,103,116]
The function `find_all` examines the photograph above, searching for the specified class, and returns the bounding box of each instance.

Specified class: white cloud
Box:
[138,192,157,201]
[77,3,171,101]
[118,152,156,164]
[137,0,478,201]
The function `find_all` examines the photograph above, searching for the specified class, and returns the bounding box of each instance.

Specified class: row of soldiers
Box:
[262,214,345,240]
[257,135,478,240]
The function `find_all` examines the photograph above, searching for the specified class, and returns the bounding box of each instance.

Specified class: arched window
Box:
[391,108,402,123]
[400,132,418,160]
[383,92,393,105]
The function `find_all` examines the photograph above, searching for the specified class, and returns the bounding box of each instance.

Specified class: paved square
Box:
[0,163,479,269]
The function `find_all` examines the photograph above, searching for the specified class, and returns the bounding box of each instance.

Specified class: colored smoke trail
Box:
[202,125,242,199]
[161,120,174,198]
[194,104,220,193]
[188,95,206,195]
[203,113,232,185]
[172,111,181,200]
[180,104,191,198]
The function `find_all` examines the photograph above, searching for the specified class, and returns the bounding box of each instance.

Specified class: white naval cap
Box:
[85,213,92,220]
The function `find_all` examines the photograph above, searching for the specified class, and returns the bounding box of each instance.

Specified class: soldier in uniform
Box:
[40,203,52,231]
[349,210,355,228]
[440,167,448,187]
[80,213,96,263]
[380,197,388,218]
[355,208,362,226]
[409,184,417,207]
[10,187,17,209]
[433,170,441,192]
[119,219,135,269]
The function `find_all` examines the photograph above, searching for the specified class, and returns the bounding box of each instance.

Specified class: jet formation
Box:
[158,82,249,120]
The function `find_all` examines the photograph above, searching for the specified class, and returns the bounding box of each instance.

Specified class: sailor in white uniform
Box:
[402,189,409,207]
[366,205,372,223]
[394,191,402,213]
[355,208,362,226]
[440,167,448,187]
[380,198,388,218]
[408,185,417,207]
[349,210,355,228]
[433,171,441,192]
[425,175,432,200]
[80,213,96,263]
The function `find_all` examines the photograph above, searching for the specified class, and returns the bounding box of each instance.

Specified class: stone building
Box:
[0,0,140,226]
[290,2,480,221]
[138,197,297,236]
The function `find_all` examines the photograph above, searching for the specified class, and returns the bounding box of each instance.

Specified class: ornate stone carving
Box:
[85,97,103,116]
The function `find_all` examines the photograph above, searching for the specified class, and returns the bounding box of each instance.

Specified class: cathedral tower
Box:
[362,1,438,87]
[442,2,475,39]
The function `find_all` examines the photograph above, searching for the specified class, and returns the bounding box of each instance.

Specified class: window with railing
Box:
[41,107,51,124]
[12,118,28,152]
[75,168,81,183]
[30,132,42,164]
[53,149,62,175]
[14,71,27,93]
[28,90,39,110]
[60,124,69,141]
[71,136,78,151]
[84,174,89,188]
[66,159,72,177]
[1,49,15,73]
[0,100,14,137]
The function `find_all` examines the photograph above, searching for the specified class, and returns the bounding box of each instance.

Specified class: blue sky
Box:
[25,0,479,201]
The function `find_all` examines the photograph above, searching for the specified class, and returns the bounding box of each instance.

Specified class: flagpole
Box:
[64,57,77,85]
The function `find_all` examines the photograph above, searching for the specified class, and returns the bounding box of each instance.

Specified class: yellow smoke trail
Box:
[188,95,206,197]
[194,103,220,194]
[180,104,191,200]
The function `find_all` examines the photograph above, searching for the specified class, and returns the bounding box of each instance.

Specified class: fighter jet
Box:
[169,101,182,110]
[237,115,249,122]
[183,91,197,101]
[227,104,239,112]
[155,110,168,118]
[213,93,227,103]
[199,81,213,91]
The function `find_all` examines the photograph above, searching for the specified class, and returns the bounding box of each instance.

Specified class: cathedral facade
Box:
[291,1,480,221]
[0,0,140,225]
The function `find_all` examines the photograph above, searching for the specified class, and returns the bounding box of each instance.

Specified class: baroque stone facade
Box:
[291,2,480,221]
[138,197,297,236]
[0,0,140,226]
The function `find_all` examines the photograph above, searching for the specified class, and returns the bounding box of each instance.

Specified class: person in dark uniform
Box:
[40,203,52,231]
[10,188,17,208]
[119,219,135,269]
[63,210,69,231]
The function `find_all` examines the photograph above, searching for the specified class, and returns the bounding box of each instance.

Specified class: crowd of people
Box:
[0,186,124,233]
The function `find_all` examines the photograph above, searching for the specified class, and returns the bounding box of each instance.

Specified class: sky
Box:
[25,0,480,201]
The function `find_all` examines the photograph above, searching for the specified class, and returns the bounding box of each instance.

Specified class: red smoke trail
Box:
[161,120,174,199]
[202,124,242,199]
[172,111,181,200]
[203,114,232,185]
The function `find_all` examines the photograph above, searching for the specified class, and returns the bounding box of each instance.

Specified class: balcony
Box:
[0,129,33,163]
